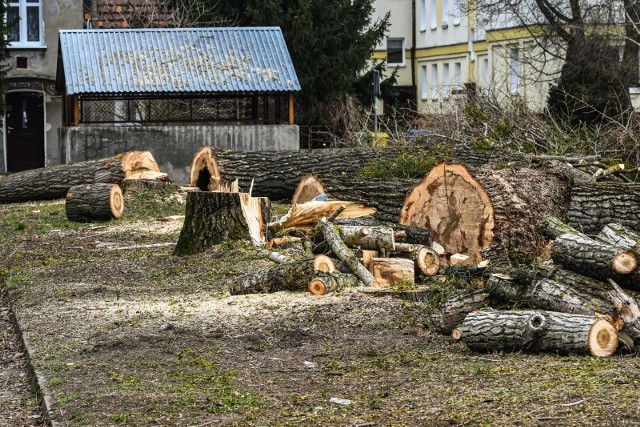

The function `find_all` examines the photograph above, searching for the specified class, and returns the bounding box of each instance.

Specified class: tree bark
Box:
[438,289,495,333]
[174,192,271,256]
[308,272,361,295]
[192,146,429,202]
[228,258,315,295]
[292,174,418,223]
[569,182,640,235]
[65,183,124,223]
[454,310,618,357]
[607,279,640,345]
[539,216,584,240]
[399,163,571,265]
[530,279,615,315]
[597,223,640,254]
[551,233,639,290]
[333,217,432,246]
[0,151,159,204]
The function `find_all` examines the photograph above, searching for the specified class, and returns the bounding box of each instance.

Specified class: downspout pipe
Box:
[411,0,417,106]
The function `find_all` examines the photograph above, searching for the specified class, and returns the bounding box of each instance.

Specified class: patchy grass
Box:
[358,146,451,179]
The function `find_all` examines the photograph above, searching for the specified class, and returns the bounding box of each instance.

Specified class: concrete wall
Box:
[59,125,300,184]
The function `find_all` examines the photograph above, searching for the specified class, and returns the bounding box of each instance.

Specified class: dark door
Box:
[6,92,45,172]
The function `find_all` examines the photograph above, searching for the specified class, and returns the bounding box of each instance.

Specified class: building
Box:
[2,1,301,185]
[371,0,569,114]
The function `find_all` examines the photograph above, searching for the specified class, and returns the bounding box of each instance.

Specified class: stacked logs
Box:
[444,218,640,357]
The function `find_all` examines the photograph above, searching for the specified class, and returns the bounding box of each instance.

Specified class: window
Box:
[442,0,449,27]
[483,58,490,92]
[419,0,427,31]
[7,0,43,48]
[453,0,461,26]
[421,65,428,100]
[443,63,450,98]
[454,62,462,89]
[510,48,520,94]
[387,38,405,66]
[431,64,438,99]
[430,0,437,29]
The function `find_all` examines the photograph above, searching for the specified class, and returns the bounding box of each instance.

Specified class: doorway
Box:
[5,91,45,172]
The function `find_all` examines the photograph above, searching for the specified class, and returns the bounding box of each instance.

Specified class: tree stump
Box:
[453,310,618,357]
[0,151,159,204]
[65,183,124,223]
[399,163,571,264]
[174,192,271,256]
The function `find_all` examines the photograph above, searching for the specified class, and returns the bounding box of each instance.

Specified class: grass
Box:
[358,145,451,179]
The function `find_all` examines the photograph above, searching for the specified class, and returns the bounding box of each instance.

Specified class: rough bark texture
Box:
[569,183,640,235]
[539,216,584,240]
[607,279,640,345]
[333,217,432,245]
[193,147,431,202]
[400,163,571,265]
[228,258,315,295]
[292,174,418,223]
[597,223,640,253]
[65,183,124,223]
[530,279,615,315]
[456,310,618,356]
[551,233,639,290]
[438,289,495,333]
[484,274,530,302]
[174,192,271,256]
[538,265,613,298]
[0,151,159,204]
[308,272,362,295]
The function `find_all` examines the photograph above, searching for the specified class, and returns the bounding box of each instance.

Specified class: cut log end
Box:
[415,246,440,276]
[292,174,326,205]
[589,318,619,357]
[189,146,221,191]
[309,278,330,295]
[110,185,124,219]
[120,151,161,176]
[313,255,337,273]
[451,328,462,341]
[613,252,638,275]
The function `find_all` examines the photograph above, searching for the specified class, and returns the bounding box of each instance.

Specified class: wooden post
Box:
[289,93,294,125]
[73,95,80,127]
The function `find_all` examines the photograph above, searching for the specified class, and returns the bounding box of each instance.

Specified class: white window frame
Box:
[386,38,405,67]
[509,47,520,95]
[419,0,427,32]
[421,65,428,100]
[431,64,438,100]
[453,0,461,26]
[442,0,449,28]
[454,62,462,89]
[483,57,490,93]
[7,0,45,48]
[430,0,437,29]
[443,63,450,98]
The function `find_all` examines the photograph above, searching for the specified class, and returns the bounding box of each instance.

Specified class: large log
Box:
[228,258,314,295]
[291,174,418,223]
[530,279,615,315]
[174,192,271,256]
[65,183,124,223]
[551,233,639,290]
[0,151,159,204]
[453,310,618,357]
[190,146,425,201]
[333,217,432,246]
[607,279,640,345]
[438,289,495,333]
[399,163,570,264]
[597,223,640,254]
[569,182,640,234]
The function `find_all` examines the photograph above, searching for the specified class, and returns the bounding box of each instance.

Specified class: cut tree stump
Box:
[174,192,271,256]
[65,183,124,223]
[0,151,159,204]
[551,233,640,290]
[399,163,570,264]
[453,310,618,357]
[370,258,414,287]
[308,272,361,295]
[291,174,418,223]
[569,183,640,234]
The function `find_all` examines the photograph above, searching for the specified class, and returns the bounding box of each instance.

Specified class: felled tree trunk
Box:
[530,279,615,315]
[399,163,570,264]
[453,310,618,357]
[308,272,361,295]
[0,151,159,204]
[174,192,271,256]
[333,217,432,246]
[607,279,640,345]
[65,183,124,223]
[190,146,425,201]
[551,233,639,290]
[291,174,418,223]
[438,289,494,333]
[539,216,584,240]
[228,258,314,295]
[569,183,640,234]
[313,225,395,254]
[597,223,640,253]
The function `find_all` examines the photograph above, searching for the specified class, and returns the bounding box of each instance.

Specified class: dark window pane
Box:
[387,39,404,64]
[27,6,40,42]
[7,7,19,42]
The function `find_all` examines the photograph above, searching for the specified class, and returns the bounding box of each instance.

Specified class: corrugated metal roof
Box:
[59,27,301,95]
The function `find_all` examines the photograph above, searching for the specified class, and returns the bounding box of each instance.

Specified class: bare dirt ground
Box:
[2,187,640,426]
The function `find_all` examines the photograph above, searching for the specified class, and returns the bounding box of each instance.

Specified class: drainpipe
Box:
[411,0,417,106]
